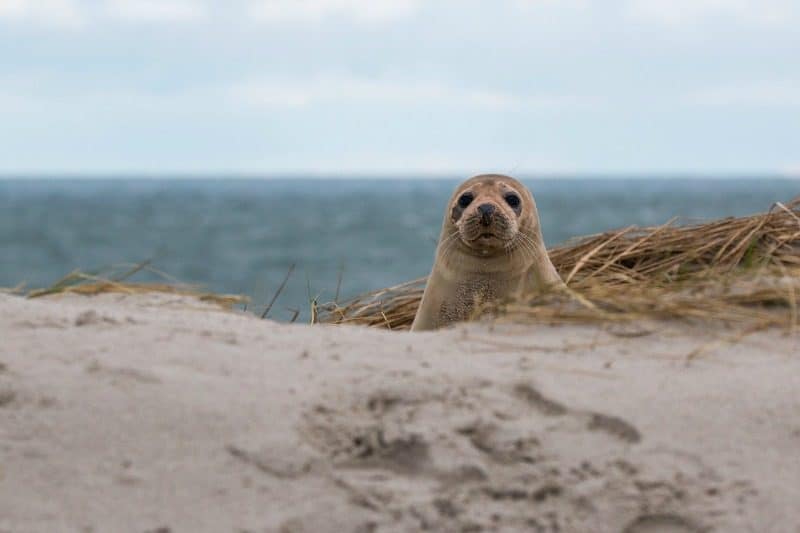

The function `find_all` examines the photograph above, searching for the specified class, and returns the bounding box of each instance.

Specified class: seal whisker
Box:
[516,233,544,260]
[438,231,461,260]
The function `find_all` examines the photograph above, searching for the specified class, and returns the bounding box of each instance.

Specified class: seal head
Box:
[411,174,564,331]
[446,175,534,259]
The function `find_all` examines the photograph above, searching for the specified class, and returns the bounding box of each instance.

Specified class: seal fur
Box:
[411,174,564,331]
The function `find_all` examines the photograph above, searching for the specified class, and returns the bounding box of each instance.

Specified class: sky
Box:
[1,0,799,176]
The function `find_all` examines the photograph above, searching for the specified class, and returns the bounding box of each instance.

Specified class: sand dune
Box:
[1,293,799,532]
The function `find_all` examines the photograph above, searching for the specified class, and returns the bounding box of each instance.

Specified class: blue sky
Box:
[1,0,799,175]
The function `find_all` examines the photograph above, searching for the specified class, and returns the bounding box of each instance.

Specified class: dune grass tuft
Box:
[23,262,248,309]
[318,197,800,330]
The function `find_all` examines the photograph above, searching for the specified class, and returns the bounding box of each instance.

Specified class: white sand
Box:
[1,292,799,533]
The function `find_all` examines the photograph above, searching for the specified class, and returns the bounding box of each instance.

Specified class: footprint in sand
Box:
[622,513,702,533]
[514,382,642,444]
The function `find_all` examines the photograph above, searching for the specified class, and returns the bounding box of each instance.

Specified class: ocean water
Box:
[1,177,798,321]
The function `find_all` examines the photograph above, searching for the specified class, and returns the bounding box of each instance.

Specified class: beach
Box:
[1,292,798,532]
[5,0,800,530]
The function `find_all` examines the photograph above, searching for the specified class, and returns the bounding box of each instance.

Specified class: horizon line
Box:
[1,171,799,180]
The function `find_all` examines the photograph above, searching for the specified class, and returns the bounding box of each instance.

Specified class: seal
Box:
[411,174,564,331]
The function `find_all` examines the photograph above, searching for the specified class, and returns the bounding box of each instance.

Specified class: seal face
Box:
[448,177,526,258]
[411,174,564,331]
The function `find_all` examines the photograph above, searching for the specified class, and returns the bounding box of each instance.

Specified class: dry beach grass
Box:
[319,197,800,330]
[23,262,248,309]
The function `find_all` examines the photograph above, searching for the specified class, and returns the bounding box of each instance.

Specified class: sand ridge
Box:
[1,293,799,532]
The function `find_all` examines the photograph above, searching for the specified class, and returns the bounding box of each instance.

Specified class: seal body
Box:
[411,174,563,331]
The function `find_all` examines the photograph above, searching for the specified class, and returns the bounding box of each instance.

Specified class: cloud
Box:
[255,150,568,174]
[626,0,797,27]
[0,89,36,114]
[688,81,800,107]
[103,0,207,22]
[778,164,800,178]
[0,0,208,27]
[229,76,582,111]
[247,0,420,24]
[512,0,588,11]
[0,0,84,28]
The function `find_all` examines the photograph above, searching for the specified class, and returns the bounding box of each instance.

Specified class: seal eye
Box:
[457,193,474,208]
[504,193,521,209]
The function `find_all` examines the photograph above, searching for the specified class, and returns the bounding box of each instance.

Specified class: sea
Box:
[1,177,798,321]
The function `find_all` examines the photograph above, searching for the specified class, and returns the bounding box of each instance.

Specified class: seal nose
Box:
[477,203,496,226]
